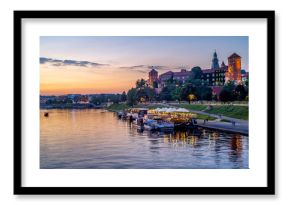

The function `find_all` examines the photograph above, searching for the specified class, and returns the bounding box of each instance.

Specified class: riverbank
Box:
[40,103,104,109]
[107,102,248,135]
[107,103,170,112]
[107,103,217,121]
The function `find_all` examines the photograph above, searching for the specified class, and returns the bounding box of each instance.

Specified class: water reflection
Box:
[40,109,248,169]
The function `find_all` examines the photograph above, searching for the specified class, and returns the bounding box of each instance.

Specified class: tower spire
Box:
[211,50,220,69]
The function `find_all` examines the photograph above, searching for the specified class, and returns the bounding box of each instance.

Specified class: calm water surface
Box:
[40,109,248,169]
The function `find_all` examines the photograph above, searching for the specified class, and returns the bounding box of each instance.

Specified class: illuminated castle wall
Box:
[225,53,242,83]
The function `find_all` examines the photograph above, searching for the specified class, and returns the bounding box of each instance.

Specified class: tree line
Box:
[126,67,248,106]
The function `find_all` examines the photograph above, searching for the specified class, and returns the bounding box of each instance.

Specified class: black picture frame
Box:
[14,10,275,195]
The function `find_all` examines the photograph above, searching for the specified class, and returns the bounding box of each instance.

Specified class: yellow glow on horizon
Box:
[40,65,147,95]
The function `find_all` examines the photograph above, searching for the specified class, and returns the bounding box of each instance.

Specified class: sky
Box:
[40,36,248,95]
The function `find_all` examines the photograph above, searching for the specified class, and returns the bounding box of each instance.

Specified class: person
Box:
[232,121,236,126]
[129,115,133,122]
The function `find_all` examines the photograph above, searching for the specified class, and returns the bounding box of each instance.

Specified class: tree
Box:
[127,88,137,106]
[121,91,127,102]
[136,78,146,88]
[91,96,102,105]
[187,66,203,86]
[235,84,247,101]
[197,86,213,101]
[188,94,196,104]
[136,86,155,102]
[181,83,198,102]
[144,87,155,102]
[171,86,182,103]
[107,94,121,104]
[160,86,173,101]
[219,81,236,102]
[190,66,203,79]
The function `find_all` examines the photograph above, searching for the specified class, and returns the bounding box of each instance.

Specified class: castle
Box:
[148,51,248,94]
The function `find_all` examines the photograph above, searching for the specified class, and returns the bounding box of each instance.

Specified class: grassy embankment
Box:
[107,103,130,112]
[107,103,170,112]
[207,105,248,120]
[178,104,248,120]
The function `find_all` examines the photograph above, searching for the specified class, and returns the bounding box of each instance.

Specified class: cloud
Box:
[148,65,167,70]
[119,65,147,69]
[119,65,168,73]
[40,57,109,68]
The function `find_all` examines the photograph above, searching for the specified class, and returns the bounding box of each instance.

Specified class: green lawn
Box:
[134,104,168,109]
[178,104,207,111]
[196,114,216,121]
[177,103,248,120]
[107,103,129,112]
[207,105,248,120]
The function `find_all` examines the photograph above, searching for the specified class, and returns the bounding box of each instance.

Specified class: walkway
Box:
[196,119,248,135]
[162,102,249,135]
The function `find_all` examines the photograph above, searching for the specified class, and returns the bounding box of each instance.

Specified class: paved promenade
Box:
[196,119,248,135]
[163,102,249,135]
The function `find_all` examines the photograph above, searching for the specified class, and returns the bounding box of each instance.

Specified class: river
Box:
[40,109,248,169]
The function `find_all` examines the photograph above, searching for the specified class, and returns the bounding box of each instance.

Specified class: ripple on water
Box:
[40,109,248,169]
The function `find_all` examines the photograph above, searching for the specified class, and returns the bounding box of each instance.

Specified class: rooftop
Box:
[228,53,241,59]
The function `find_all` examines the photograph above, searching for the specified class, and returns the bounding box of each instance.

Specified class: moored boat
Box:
[144,118,174,131]
[127,108,148,120]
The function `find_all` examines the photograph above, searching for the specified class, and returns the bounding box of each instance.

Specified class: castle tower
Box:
[221,61,226,68]
[211,50,220,69]
[225,53,242,83]
[148,68,158,87]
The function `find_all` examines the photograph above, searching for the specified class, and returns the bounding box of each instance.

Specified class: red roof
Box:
[228,53,241,59]
[159,71,173,77]
[173,71,190,77]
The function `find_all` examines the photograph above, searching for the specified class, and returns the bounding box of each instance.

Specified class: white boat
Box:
[144,119,174,131]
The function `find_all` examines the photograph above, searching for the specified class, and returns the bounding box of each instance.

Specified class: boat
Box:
[148,107,198,129]
[168,117,197,129]
[126,108,148,120]
[144,118,174,131]
[117,111,124,119]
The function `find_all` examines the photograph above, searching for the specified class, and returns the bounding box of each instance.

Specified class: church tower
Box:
[211,50,220,69]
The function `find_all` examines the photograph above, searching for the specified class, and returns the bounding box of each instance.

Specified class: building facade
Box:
[147,52,247,94]
[201,52,228,86]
